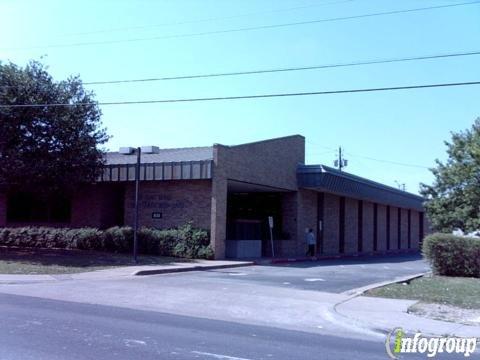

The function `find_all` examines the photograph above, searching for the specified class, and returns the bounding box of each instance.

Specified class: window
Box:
[7,191,71,223]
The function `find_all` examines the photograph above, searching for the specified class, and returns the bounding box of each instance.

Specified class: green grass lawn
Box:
[366,275,480,309]
[0,246,189,274]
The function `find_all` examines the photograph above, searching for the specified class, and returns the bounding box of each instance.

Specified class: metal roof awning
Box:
[297,165,424,211]
[98,160,213,182]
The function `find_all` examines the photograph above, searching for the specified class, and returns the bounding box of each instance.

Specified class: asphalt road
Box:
[0,254,434,359]
[196,253,429,293]
[0,292,431,360]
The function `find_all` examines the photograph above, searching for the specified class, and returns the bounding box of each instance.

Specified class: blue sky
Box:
[1,0,479,194]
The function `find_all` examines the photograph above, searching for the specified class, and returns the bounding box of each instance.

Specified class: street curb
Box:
[132,262,255,276]
[340,272,428,297]
[329,274,430,337]
[268,249,420,264]
[328,271,474,338]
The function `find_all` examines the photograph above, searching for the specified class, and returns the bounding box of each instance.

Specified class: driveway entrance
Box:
[200,253,429,293]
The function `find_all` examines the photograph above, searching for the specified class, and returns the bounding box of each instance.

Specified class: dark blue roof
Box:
[297,165,424,211]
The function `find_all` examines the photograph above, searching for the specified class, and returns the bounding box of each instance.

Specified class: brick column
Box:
[323,193,340,255]
[362,201,374,253]
[376,204,387,252]
[210,177,227,259]
[344,197,359,255]
[280,192,299,257]
[400,208,409,249]
[296,189,317,255]
[410,210,420,250]
[389,206,399,250]
[211,145,228,259]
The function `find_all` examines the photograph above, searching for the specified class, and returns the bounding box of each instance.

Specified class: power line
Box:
[308,143,429,169]
[64,0,355,37]
[1,80,479,108]
[310,150,337,156]
[307,141,337,151]
[5,1,479,51]
[346,152,430,169]
[73,50,480,85]
[2,49,479,88]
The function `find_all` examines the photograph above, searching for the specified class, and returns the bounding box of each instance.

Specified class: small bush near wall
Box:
[422,233,480,278]
[0,223,213,259]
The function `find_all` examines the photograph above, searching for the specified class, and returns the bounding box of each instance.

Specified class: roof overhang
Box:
[227,179,292,193]
[297,165,424,211]
[98,160,213,182]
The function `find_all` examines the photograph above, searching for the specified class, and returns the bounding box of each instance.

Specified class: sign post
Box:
[268,216,275,258]
[133,147,141,264]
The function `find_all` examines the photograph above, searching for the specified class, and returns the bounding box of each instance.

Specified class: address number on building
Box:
[152,212,163,219]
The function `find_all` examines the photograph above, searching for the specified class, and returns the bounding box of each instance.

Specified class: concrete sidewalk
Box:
[0,260,254,283]
[334,292,480,338]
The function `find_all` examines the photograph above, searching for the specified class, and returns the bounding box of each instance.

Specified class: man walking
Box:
[305,228,316,257]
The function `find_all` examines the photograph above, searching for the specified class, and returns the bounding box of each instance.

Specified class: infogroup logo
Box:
[385,328,478,358]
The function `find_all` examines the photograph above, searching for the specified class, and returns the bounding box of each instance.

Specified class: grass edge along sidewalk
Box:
[365,274,480,310]
[0,246,190,275]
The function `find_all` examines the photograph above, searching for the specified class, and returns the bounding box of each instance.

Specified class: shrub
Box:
[171,223,211,259]
[0,224,212,259]
[422,233,480,277]
[71,228,104,250]
[103,226,133,252]
[138,227,161,255]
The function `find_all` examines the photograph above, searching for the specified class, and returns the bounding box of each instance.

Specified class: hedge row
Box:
[0,223,213,259]
[422,233,480,277]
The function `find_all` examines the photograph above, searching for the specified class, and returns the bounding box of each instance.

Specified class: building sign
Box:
[128,193,187,210]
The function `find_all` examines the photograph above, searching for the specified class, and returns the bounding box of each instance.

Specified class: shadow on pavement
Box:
[259,253,424,269]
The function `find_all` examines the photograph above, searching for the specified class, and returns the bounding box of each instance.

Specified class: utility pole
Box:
[395,181,406,191]
[334,146,348,171]
[133,147,141,264]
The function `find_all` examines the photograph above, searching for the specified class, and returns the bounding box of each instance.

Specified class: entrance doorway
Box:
[226,192,282,257]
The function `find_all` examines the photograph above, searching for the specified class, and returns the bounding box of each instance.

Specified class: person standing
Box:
[305,228,316,256]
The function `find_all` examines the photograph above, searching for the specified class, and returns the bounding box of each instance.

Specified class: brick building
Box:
[0,135,427,259]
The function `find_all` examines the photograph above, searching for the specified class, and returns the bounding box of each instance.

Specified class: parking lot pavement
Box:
[193,253,429,293]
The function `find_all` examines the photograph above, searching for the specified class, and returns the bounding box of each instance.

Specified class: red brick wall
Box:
[296,189,318,255]
[323,193,340,255]
[211,135,305,258]
[376,204,387,252]
[389,206,399,249]
[400,208,409,249]
[219,135,305,191]
[279,192,300,256]
[410,210,420,249]
[0,192,6,227]
[124,180,212,230]
[71,184,124,228]
[362,201,374,253]
[344,197,359,254]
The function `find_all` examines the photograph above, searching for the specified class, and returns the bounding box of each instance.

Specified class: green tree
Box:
[0,60,109,194]
[420,118,480,233]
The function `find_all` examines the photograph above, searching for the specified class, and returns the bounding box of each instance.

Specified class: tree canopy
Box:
[420,118,480,233]
[0,60,109,194]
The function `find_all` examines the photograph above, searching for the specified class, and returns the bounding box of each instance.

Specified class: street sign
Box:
[268,216,275,258]
[268,216,274,229]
